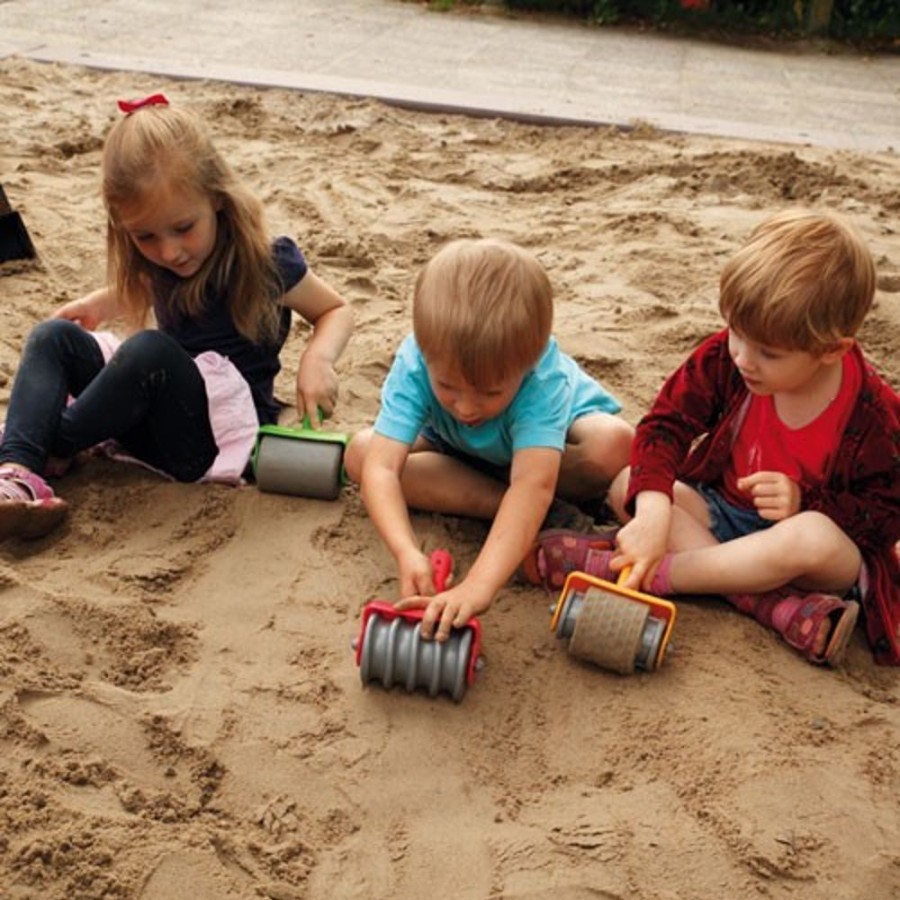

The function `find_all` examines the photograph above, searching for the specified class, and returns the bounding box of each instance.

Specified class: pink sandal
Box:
[520,528,617,591]
[738,590,859,666]
[778,593,859,666]
[0,466,68,540]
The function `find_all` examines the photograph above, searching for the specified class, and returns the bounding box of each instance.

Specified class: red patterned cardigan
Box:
[625,329,900,665]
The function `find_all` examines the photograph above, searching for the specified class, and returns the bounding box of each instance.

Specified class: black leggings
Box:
[0,320,218,482]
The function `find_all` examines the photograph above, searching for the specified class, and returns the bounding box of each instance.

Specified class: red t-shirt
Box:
[721,352,862,508]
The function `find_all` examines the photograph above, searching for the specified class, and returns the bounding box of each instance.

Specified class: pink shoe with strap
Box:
[728,589,859,666]
[0,466,68,540]
[520,528,618,591]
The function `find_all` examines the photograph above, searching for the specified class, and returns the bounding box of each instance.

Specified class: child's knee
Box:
[592,415,634,479]
[113,329,179,376]
[783,511,859,574]
[610,415,635,456]
[607,466,631,519]
[343,428,373,483]
[561,415,633,488]
[27,317,81,352]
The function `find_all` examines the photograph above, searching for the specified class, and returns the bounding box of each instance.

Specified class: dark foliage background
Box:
[499,0,900,45]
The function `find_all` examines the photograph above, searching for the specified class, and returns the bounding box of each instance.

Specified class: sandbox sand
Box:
[1,57,899,900]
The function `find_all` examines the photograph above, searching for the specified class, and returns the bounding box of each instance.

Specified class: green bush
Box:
[833,0,900,40]
[501,0,900,43]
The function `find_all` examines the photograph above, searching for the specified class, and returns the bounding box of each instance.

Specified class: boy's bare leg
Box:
[556,413,634,501]
[395,451,506,519]
[666,512,862,597]
[606,469,857,657]
[345,426,505,519]
[607,468,858,592]
[669,519,861,660]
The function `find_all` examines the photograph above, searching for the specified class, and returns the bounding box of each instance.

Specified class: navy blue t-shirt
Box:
[153,236,308,424]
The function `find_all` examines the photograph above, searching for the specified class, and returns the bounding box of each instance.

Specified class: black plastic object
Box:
[0,185,37,263]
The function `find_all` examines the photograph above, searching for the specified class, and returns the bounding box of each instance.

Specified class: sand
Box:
[1,57,899,900]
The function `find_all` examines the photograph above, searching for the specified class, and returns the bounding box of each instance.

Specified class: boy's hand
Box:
[396,580,491,642]
[737,471,801,521]
[612,493,671,591]
[397,547,436,598]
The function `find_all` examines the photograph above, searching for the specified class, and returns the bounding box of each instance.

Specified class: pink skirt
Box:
[91,331,258,485]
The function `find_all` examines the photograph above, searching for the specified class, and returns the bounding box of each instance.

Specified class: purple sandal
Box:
[0,466,68,540]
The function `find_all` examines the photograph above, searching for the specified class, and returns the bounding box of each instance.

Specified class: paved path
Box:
[1,0,898,152]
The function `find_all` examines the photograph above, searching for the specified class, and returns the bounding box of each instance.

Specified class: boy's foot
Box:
[0,466,68,540]
[777,593,859,666]
[575,496,617,525]
[520,528,617,591]
[541,497,596,533]
[733,590,859,666]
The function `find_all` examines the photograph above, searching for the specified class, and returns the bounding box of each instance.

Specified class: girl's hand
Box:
[396,580,492,642]
[53,287,122,330]
[53,295,106,330]
[283,271,353,427]
[737,471,801,520]
[295,350,339,427]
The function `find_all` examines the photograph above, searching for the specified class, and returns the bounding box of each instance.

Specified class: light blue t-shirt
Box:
[374,335,621,467]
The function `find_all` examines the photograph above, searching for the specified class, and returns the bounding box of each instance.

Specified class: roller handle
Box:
[429,547,481,687]
[300,409,323,429]
[430,549,453,592]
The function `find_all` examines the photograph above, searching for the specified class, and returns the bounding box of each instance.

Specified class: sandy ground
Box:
[1,57,899,900]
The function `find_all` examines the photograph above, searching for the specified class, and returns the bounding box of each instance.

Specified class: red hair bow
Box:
[117,93,169,114]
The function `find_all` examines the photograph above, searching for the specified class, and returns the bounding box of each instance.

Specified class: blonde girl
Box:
[0,94,353,540]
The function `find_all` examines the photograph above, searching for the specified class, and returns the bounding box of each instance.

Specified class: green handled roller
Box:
[252,417,349,500]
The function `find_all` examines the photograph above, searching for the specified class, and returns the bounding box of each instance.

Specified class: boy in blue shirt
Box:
[344,239,632,641]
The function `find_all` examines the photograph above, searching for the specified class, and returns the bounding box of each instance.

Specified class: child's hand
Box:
[737,471,801,521]
[283,273,352,426]
[296,351,339,427]
[612,497,671,592]
[397,547,437,599]
[396,581,491,642]
[53,293,109,330]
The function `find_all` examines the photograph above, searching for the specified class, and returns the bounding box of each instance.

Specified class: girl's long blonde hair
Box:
[103,103,281,343]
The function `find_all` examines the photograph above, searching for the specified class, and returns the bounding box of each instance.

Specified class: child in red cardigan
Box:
[524,209,899,666]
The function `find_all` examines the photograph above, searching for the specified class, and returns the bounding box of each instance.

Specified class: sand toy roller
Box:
[355,550,483,703]
[252,418,349,500]
[550,568,676,674]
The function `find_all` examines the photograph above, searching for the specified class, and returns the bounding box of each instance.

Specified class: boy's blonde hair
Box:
[719,208,875,354]
[103,103,280,343]
[413,239,553,387]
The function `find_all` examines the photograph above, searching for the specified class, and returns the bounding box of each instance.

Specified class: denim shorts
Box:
[693,482,775,544]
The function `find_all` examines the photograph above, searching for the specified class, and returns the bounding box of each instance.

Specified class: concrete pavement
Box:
[1,0,898,153]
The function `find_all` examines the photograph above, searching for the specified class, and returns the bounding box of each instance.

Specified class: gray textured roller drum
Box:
[568,587,650,675]
[255,433,344,500]
[359,614,473,702]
